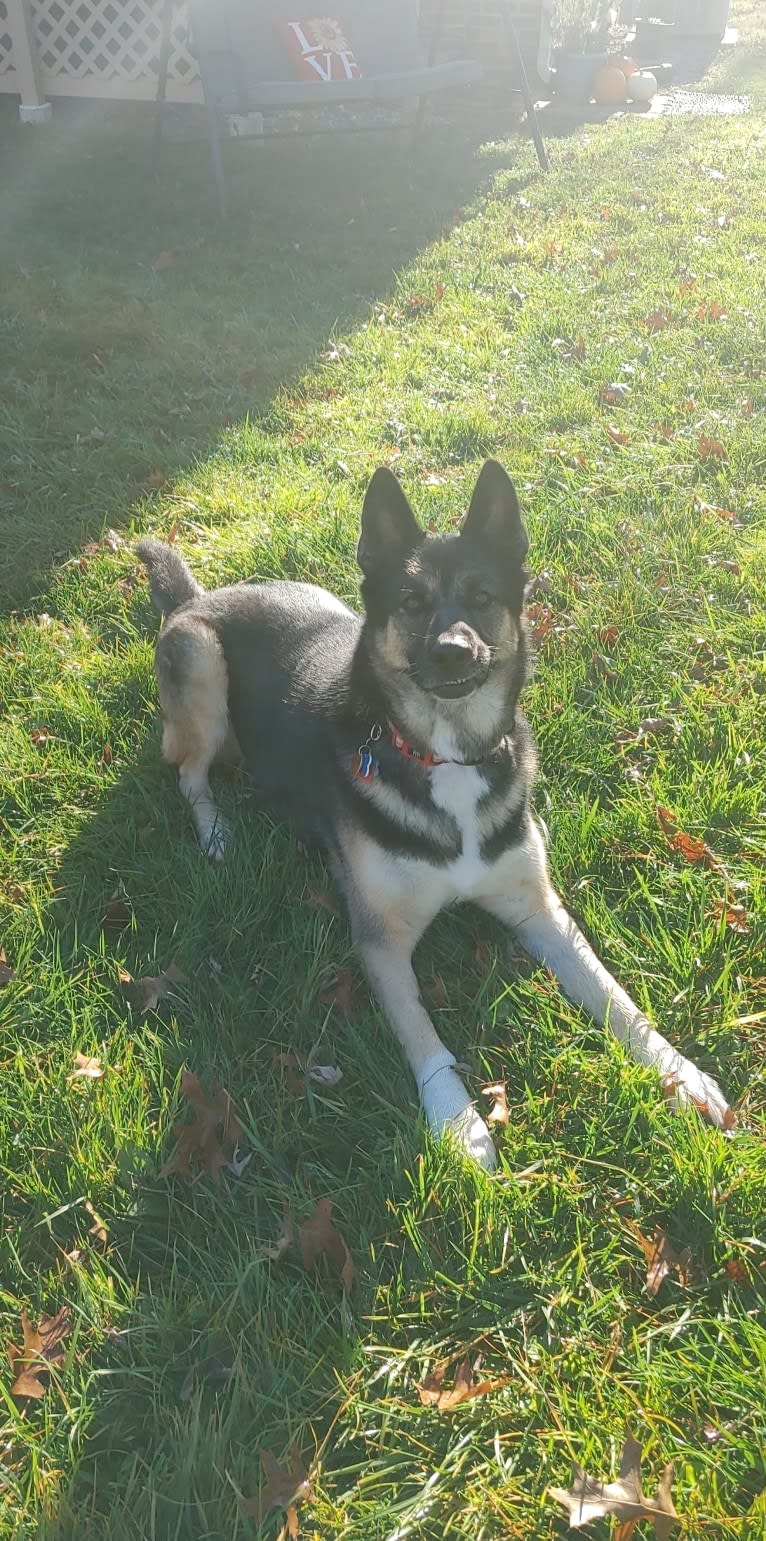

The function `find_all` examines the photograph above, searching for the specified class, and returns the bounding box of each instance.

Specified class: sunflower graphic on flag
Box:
[277,15,364,80]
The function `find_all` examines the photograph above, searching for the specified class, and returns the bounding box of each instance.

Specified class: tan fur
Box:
[155,616,235,861]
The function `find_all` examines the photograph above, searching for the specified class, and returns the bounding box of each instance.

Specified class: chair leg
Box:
[497,0,550,172]
[206,96,229,221]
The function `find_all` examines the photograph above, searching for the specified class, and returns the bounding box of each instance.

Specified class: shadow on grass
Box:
[0,95,534,611]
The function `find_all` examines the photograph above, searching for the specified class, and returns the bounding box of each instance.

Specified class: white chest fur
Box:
[429,762,487,896]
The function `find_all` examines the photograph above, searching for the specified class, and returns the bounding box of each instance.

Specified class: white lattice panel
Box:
[31,0,197,82]
[0,3,14,76]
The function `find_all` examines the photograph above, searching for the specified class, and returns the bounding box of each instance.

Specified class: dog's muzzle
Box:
[422,629,489,699]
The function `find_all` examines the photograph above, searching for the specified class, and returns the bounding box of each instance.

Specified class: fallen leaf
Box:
[708,897,748,934]
[30,726,52,747]
[482,1082,510,1127]
[99,743,113,768]
[69,1051,106,1081]
[297,1197,356,1293]
[695,298,727,320]
[695,498,739,524]
[624,1219,700,1296]
[725,1258,748,1284]
[527,601,554,643]
[165,521,180,544]
[100,895,131,936]
[146,468,168,488]
[549,1434,678,1537]
[697,435,726,459]
[0,946,15,986]
[261,1210,296,1263]
[275,1051,307,1097]
[644,308,675,333]
[242,1448,312,1533]
[638,716,676,736]
[319,966,359,1018]
[606,425,630,447]
[84,1200,108,1245]
[598,624,620,647]
[655,806,720,869]
[599,382,631,407]
[8,1306,70,1400]
[417,1354,510,1411]
[121,960,187,1013]
[159,1069,245,1186]
[306,1061,343,1088]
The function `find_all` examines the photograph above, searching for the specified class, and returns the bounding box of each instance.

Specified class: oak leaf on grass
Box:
[549,1434,678,1537]
[624,1219,701,1296]
[159,1069,245,1185]
[242,1448,312,1537]
[119,959,187,1013]
[9,1306,70,1400]
[417,1354,510,1411]
[481,1083,510,1127]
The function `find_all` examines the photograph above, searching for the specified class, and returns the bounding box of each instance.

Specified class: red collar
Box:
[389,725,448,767]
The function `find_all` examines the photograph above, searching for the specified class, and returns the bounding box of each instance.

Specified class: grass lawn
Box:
[2,8,766,1536]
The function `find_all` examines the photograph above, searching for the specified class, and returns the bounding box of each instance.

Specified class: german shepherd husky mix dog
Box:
[137,461,733,1167]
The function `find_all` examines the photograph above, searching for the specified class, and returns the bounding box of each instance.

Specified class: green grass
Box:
[2,10,766,1535]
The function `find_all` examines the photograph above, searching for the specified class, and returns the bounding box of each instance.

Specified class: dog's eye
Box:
[401,592,428,615]
[470,588,493,609]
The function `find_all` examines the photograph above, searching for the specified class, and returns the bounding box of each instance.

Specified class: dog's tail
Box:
[135,537,204,617]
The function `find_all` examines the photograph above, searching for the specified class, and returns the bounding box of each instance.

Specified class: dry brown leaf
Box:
[69,1051,106,1081]
[644,308,675,333]
[261,1211,296,1263]
[482,1083,510,1127]
[697,434,727,459]
[319,966,359,1019]
[99,895,131,936]
[8,1306,70,1400]
[655,806,720,870]
[121,960,187,1014]
[709,897,748,934]
[84,1200,108,1245]
[416,1354,510,1411]
[725,1258,748,1284]
[146,467,168,488]
[599,382,630,407]
[696,498,739,524]
[297,1197,356,1293]
[0,946,15,986]
[527,601,554,643]
[624,1219,700,1296]
[275,1051,307,1097]
[242,1448,312,1533]
[159,1069,245,1186]
[598,624,620,647]
[30,726,52,747]
[606,425,630,447]
[549,1434,678,1537]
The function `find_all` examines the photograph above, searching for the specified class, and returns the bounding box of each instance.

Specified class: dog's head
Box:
[357,460,529,708]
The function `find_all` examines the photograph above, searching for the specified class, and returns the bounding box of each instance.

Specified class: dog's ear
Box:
[460,460,529,561]
[357,467,422,574]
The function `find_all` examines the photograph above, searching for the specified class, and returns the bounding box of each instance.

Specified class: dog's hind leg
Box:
[155,618,231,862]
[479,818,734,1129]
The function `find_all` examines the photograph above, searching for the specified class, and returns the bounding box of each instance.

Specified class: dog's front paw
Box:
[201,819,228,864]
[664,1056,736,1131]
[418,1051,497,1170]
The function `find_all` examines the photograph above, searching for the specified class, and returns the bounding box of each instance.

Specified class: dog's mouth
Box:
[419,667,489,700]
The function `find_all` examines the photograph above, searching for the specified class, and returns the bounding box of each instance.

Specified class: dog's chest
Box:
[429,763,488,894]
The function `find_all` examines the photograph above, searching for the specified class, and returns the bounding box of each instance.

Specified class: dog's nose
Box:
[429,631,474,673]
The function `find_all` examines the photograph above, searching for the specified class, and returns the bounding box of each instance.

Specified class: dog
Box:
[137,460,733,1168]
